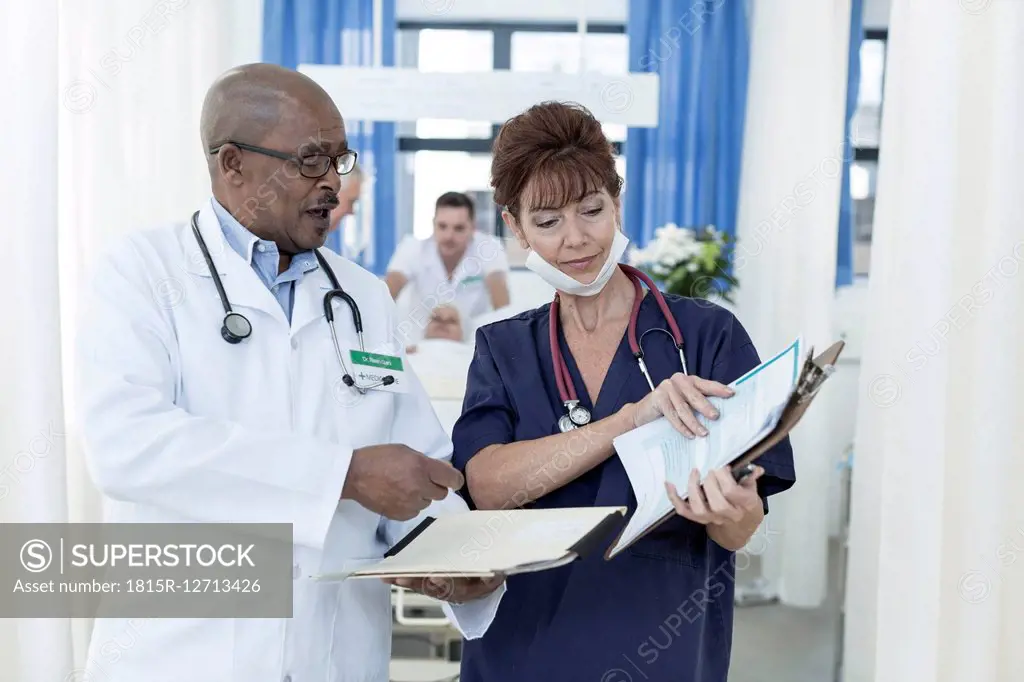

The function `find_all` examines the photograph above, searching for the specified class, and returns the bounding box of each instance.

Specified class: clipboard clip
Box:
[794,350,836,404]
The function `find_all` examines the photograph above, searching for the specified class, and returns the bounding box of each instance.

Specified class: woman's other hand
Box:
[628,373,734,438]
[666,465,766,551]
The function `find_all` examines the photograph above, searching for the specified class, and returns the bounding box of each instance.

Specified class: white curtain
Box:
[1,2,76,680]
[59,0,263,406]
[0,2,260,680]
[843,1,1024,680]
[732,1,852,608]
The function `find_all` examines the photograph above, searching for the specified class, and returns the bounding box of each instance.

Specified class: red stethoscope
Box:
[549,263,689,433]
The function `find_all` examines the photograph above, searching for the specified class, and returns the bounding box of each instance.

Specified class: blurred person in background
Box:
[328,162,362,232]
[386,191,511,328]
[406,303,464,353]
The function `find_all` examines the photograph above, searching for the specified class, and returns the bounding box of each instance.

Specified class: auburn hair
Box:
[490,101,622,220]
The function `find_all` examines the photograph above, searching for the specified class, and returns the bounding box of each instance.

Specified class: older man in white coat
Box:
[74,64,504,682]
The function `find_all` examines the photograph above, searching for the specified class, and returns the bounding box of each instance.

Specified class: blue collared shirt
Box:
[211,200,320,323]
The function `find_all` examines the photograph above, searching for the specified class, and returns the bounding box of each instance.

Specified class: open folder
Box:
[335,507,627,580]
[604,337,845,560]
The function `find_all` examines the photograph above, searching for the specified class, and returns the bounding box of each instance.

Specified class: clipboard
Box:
[329,507,628,580]
[603,340,845,559]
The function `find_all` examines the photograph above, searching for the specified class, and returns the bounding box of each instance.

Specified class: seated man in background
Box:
[386,192,511,329]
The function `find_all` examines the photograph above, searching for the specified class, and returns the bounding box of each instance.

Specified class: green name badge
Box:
[460,275,484,286]
[345,349,408,395]
[349,350,404,372]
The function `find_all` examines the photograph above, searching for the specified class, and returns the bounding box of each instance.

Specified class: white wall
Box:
[827,282,868,536]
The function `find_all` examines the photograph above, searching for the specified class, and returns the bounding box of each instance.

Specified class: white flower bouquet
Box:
[627,223,737,303]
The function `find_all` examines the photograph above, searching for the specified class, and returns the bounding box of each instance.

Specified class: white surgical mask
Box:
[524,229,630,297]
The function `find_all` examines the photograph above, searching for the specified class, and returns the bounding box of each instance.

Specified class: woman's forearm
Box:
[466,404,637,510]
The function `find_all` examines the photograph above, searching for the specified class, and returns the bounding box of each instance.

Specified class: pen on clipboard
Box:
[732,463,757,483]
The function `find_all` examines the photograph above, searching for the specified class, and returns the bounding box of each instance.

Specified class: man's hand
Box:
[666,465,766,551]
[384,573,505,604]
[342,445,465,520]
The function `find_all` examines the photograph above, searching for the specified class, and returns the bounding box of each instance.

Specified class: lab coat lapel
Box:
[290,261,334,335]
[183,200,287,326]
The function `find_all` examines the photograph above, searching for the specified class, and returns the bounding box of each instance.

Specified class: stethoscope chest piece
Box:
[566,400,591,427]
[558,400,592,432]
[221,312,252,344]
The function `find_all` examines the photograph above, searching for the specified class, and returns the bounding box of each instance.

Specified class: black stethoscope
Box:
[550,263,689,433]
[190,211,394,393]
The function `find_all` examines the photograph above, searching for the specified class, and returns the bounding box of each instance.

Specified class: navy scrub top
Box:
[451,292,797,682]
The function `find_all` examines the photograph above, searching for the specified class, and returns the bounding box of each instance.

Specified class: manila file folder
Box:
[338,507,626,580]
[604,339,845,560]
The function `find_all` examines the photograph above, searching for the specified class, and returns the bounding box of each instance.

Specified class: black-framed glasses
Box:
[209,140,358,179]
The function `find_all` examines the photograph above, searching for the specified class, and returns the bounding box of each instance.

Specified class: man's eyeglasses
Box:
[209,140,358,179]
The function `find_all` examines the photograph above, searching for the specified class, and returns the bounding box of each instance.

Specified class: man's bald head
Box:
[200,63,340,169]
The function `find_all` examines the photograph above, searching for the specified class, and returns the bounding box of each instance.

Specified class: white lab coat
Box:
[74,199,504,682]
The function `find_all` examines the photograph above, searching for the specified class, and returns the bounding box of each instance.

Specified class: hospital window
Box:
[852,36,887,152]
[414,29,494,140]
[510,31,629,143]
[850,29,887,277]
[396,20,627,250]
[406,151,493,239]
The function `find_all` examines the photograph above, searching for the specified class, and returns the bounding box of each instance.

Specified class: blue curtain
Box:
[836,0,864,287]
[624,0,750,255]
[262,0,397,274]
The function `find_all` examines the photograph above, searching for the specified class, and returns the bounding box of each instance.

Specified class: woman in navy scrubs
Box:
[451,102,796,682]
